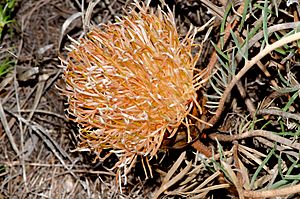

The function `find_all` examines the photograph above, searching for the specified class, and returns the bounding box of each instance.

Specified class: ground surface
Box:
[1,0,300,198]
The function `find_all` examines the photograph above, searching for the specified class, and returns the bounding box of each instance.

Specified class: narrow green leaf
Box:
[262,0,269,45]
[239,0,251,31]
[211,42,229,61]
[250,146,275,189]
[230,29,248,60]
[283,91,299,112]
[220,2,233,49]
[270,180,289,189]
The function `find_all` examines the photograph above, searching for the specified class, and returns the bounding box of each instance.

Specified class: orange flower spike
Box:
[62,2,206,175]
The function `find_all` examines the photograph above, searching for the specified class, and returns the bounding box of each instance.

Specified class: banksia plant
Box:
[62,2,206,175]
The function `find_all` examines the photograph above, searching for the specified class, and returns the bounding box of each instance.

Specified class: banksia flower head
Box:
[63,2,204,173]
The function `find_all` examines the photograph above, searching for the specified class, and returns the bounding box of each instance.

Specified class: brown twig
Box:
[233,141,243,188]
[199,0,225,19]
[255,137,299,159]
[203,21,300,129]
[209,130,300,151]
[260,91,286,109]
[244,183,300,198]
[207,32,300,127]
[258,109,300,122]
[247,22,300,48]
[191,2,245,156]
[191,139,212,157]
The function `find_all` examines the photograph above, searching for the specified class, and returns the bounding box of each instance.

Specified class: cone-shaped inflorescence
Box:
[63,2,204,172]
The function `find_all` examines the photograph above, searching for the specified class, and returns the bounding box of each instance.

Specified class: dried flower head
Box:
[63,2,204,172]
